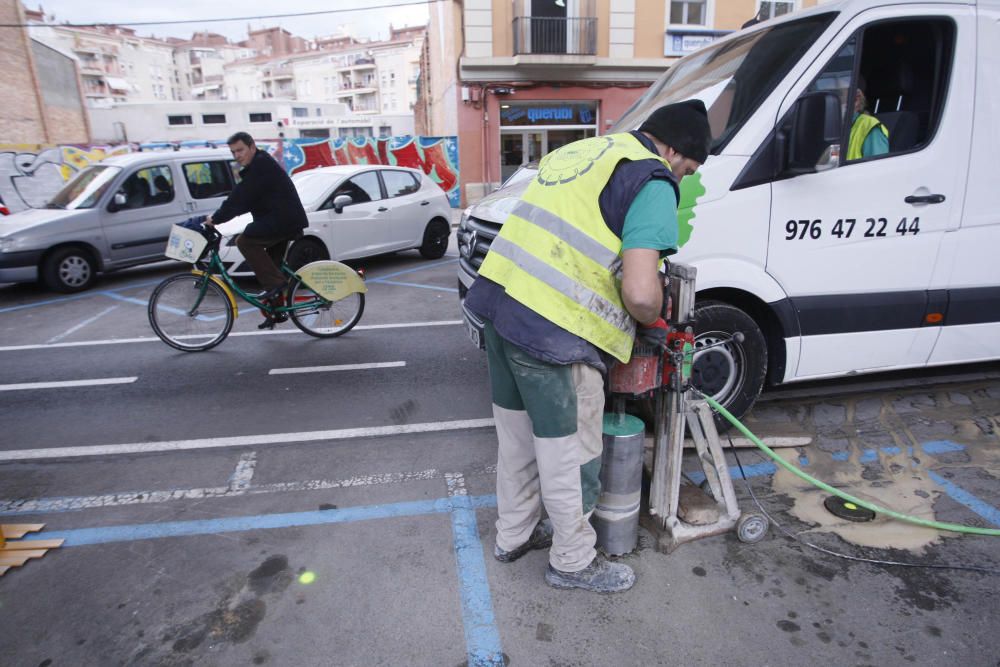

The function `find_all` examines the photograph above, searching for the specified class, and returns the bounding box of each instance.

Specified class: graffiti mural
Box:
[0,137,460,213]
[283,136,461,207]
[0,144,134,214]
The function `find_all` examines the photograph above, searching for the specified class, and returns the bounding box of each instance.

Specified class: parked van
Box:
[458,0,1000,420]
[0,149,239,292]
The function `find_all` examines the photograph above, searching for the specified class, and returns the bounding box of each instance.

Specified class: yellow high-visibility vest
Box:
[478,133,672,362]
[848,113,889,160]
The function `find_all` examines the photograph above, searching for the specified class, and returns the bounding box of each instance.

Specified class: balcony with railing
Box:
[512,0,596,56]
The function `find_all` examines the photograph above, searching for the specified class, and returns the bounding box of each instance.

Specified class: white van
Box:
[458,0,1000,420]
[0,149,239,292]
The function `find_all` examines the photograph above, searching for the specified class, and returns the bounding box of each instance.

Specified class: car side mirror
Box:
[332,194,353,214]
[782,91,842,175]
[109,191,127,212]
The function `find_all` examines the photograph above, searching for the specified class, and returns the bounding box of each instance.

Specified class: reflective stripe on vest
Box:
[847,113,889,160]
[477,133,673,362]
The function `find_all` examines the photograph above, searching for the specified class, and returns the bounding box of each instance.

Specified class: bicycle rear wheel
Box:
[288,278,364,338]
[148,273,234,351]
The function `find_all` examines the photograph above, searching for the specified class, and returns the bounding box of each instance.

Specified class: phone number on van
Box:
[785,217,921,240]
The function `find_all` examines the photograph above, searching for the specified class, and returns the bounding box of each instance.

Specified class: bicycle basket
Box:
[165,223,209,263]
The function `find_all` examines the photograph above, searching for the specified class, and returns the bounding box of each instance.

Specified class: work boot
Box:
[544,554,635,593]
[494,519,553,563]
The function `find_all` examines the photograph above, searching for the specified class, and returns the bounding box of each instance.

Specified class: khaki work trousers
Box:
[485,321,605,572]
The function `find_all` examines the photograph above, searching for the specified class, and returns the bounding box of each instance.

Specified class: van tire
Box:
[285,237,329,271]
[42,246,97,293]
[692,300,768,430]
[419,218,450,259]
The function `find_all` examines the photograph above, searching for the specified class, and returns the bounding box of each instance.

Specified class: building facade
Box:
[422,0,821,205]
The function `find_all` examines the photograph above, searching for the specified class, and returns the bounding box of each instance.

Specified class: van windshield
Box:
[611,12,836,155]
[47,165,122,210]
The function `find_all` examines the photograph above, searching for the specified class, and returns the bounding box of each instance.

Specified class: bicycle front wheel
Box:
[148,273,234,351]
[288,278,364,338]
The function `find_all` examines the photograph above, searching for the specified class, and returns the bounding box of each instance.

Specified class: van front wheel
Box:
[691,301,767,429]
[42,246,97,293]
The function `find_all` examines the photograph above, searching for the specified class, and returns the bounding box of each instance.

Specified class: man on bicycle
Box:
[206,131,307,327]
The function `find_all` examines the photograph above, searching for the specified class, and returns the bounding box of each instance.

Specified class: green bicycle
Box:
[148,225,365,352]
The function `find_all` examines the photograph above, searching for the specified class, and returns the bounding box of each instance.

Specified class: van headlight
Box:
[0,237,17,253]
[459,206,472,229]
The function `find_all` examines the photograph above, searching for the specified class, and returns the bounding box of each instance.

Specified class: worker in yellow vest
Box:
[465,100,711,593]
[848,78,889,160]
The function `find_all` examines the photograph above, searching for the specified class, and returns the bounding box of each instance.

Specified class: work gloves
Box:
[636,317,669,349]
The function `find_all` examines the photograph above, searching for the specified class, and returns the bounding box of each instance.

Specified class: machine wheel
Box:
[418,218,450,259]
[737,513,769,544]
[285,237,329,270]
[692,301,768,430]
[42,245,97,292]
[288,278,364,338]
[148,274,234,351]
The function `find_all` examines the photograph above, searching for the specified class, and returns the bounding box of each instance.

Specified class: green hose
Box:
[703,395,1000,537]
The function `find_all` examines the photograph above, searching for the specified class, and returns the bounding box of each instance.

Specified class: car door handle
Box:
[904,194,946,204]
[420,201,430,206]
[378,207,389,212]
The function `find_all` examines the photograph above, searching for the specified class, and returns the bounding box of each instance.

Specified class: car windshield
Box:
[47,165,122,210]
[611,12,836,154]
[293,170,337,208]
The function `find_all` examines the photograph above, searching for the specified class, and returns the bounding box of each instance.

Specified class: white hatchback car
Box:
[217,164,452,274]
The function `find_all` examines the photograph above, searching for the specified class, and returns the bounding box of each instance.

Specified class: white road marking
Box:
[228,452,257,491]
[47,305,120,344]
[270,361,406,375]
[0,377,138,392]
[0,418,496,462]
[0,320,463,352]
[0,468,457,514]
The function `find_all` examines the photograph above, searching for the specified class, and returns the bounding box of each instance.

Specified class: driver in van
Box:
[465,100,711,593]
[205,131,307,328]
[848,76,890,160]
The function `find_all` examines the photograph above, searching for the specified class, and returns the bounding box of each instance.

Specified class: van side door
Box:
[103,163,187,265]
[765,7,974,380]
[180,159,241,219]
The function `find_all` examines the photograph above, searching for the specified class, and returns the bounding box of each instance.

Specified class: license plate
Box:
[465,317,483,349]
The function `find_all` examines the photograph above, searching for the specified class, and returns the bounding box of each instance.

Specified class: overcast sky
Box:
[27,1,431,43]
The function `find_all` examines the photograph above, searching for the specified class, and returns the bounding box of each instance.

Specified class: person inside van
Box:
[465,100,711,594]
[205,131,308,328]
[848,76,890,160]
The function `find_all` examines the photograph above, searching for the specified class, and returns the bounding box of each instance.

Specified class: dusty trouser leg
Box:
[487,321,605,572]
[236,234,288,290]
[486,322,543,553]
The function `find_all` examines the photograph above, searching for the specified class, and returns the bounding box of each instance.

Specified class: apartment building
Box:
[423,0,821,205]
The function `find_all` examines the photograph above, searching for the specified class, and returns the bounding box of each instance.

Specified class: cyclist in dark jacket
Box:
[206,131,307,326]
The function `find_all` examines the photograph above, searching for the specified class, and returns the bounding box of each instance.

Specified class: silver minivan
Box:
[0,149,240,292]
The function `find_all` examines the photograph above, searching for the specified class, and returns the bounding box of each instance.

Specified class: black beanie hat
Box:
[638,99,712,164]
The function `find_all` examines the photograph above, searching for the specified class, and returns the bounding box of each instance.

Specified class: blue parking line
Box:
[24,492,505,664]
[927,471,1000,528]
[367,257,458,282]
[373,279,459,293]
[0,279,164,314]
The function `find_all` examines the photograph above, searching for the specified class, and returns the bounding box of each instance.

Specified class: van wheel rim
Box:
[59,256,90,286]
[692,335,739,401]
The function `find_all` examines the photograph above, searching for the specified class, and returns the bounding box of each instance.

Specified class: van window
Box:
[116,165,174,209]
[806,18,956,163]
[48,165,121,210]
[183,160,235,199]
[381,170,420,198]
[611,12,835,154]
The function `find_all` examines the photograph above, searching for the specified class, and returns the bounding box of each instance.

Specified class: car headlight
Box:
[459,206,472,229]
[0,236,17,253]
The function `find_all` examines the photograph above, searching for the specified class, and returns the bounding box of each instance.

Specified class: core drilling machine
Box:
[598,262,769,554]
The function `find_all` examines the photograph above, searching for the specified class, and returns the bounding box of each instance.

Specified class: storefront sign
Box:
[500,103,597,127]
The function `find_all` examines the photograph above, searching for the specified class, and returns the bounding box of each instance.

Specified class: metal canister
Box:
[593,413,645,555]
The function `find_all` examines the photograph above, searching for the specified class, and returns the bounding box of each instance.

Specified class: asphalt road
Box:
[2,239,999,667]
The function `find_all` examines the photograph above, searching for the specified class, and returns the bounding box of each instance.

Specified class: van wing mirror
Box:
[332,194,353,214]
[109,191,127,212]
[784,91,842,175]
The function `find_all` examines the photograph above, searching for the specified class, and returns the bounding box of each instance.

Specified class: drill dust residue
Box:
[770,444,948,551]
